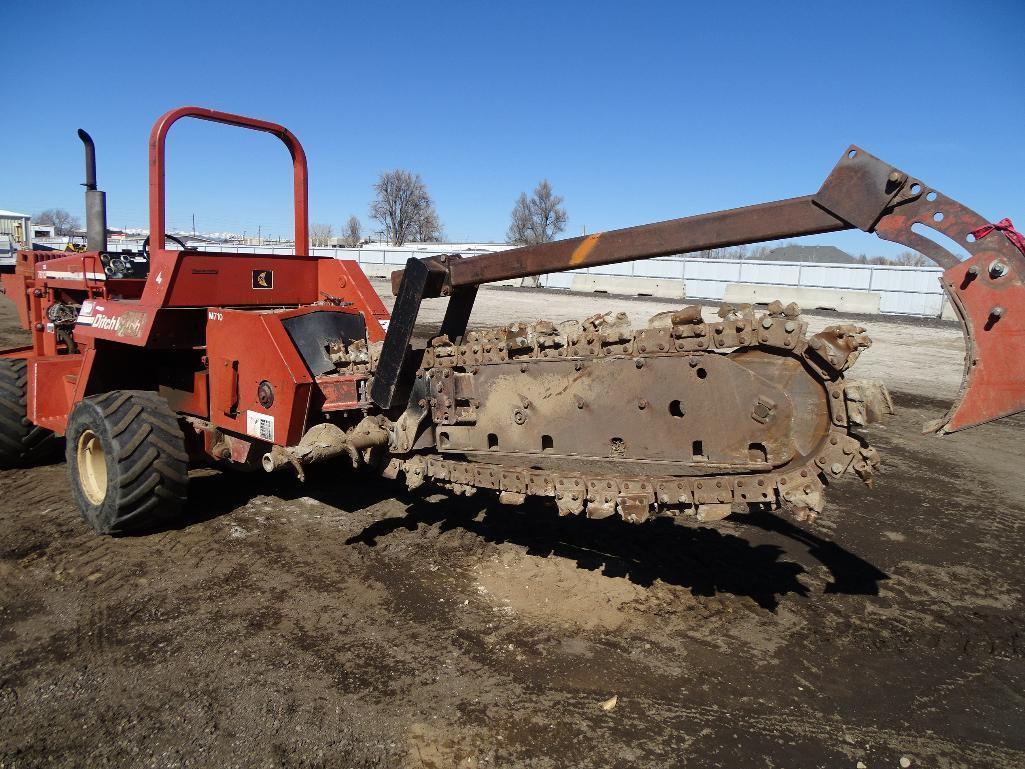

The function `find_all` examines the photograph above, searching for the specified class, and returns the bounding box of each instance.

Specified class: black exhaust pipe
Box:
[77,129,107,252]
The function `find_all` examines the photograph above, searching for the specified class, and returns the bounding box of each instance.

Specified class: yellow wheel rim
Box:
[77,429,107,505]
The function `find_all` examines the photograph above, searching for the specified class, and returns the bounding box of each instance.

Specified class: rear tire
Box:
[65,391,188,535]
[0,359,58,468]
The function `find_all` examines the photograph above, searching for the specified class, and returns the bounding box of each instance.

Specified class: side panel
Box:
[158,369,210,419]
[318,259,391,340]
[0,273,30,329]
[27,355,87,434]
[74,304,206,349]
[157,252,321,307]
[206,310,313,446]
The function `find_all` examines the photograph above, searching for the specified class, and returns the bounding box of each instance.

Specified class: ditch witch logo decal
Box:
[90,310,145,338]
[252,269,274,289]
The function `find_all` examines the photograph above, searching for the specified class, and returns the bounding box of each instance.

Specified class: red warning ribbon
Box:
[969,217,1025,257]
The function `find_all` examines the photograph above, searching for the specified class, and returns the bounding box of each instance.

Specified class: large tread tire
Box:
[0,359,58,468]
[65,390,188,535]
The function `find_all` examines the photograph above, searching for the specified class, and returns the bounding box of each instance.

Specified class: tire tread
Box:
[0,359,58,468]
[68,390,188,534]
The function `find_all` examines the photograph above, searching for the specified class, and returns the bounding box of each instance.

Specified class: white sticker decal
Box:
[77,300,96,326]
[246,410,275,442]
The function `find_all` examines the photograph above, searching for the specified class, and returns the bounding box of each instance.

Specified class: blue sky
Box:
[3,0,1022,257]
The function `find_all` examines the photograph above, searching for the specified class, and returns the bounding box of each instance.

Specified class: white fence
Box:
[559,254,946,316]
[95,240,949,317]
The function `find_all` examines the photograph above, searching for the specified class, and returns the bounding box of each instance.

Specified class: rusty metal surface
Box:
[387,143,929,295]
[813,145,910,232]
[382,143,1025,438]
[315,374,364,412]
[365,143,1023,534]
[429,353,800,470]
[379,305,885,525]
[873,187,1025,432]
[390,196,849,294]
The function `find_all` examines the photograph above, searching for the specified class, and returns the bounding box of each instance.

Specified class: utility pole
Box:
[192,213,195,235]
[258,225,262,245]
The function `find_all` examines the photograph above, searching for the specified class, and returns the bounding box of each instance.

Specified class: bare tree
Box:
[34,208,81,236]
[749,246,771,261]
[343,215,363,247]
[508,194,533,245]
[696,248,729,259]
[412,207,443,243]
[507,180,568,245]
[310,223,333,247]
[369,170,442,246]
[893,250,928,267]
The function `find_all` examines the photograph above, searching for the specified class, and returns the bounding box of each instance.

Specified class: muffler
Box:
[77,129,107,253]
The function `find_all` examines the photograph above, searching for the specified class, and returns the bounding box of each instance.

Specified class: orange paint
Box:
[569,234,602,266]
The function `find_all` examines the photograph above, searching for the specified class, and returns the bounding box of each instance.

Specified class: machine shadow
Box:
[136,466,402,535]
[145,466,887,611]
[341,482,888,611]
[736,510,889,596]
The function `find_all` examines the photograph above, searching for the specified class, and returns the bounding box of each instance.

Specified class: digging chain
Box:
[376,301,888,525]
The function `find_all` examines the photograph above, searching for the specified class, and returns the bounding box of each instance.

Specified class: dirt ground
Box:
[2,284,1024,769]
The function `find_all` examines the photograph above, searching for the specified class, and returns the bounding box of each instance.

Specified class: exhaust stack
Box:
[77,129,107,252]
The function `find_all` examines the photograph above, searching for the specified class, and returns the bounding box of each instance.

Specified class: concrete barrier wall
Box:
[569,275,685,299]
[723,283,882,314]
[940,298,959,321]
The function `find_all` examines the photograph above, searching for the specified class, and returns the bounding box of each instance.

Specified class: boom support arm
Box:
[414,195,848,291]
[377,146,1025,435]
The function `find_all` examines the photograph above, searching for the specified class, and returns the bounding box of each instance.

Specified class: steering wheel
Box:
[140,234,189,259]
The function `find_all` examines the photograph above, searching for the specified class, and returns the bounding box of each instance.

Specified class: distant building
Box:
[0,209,31,248]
